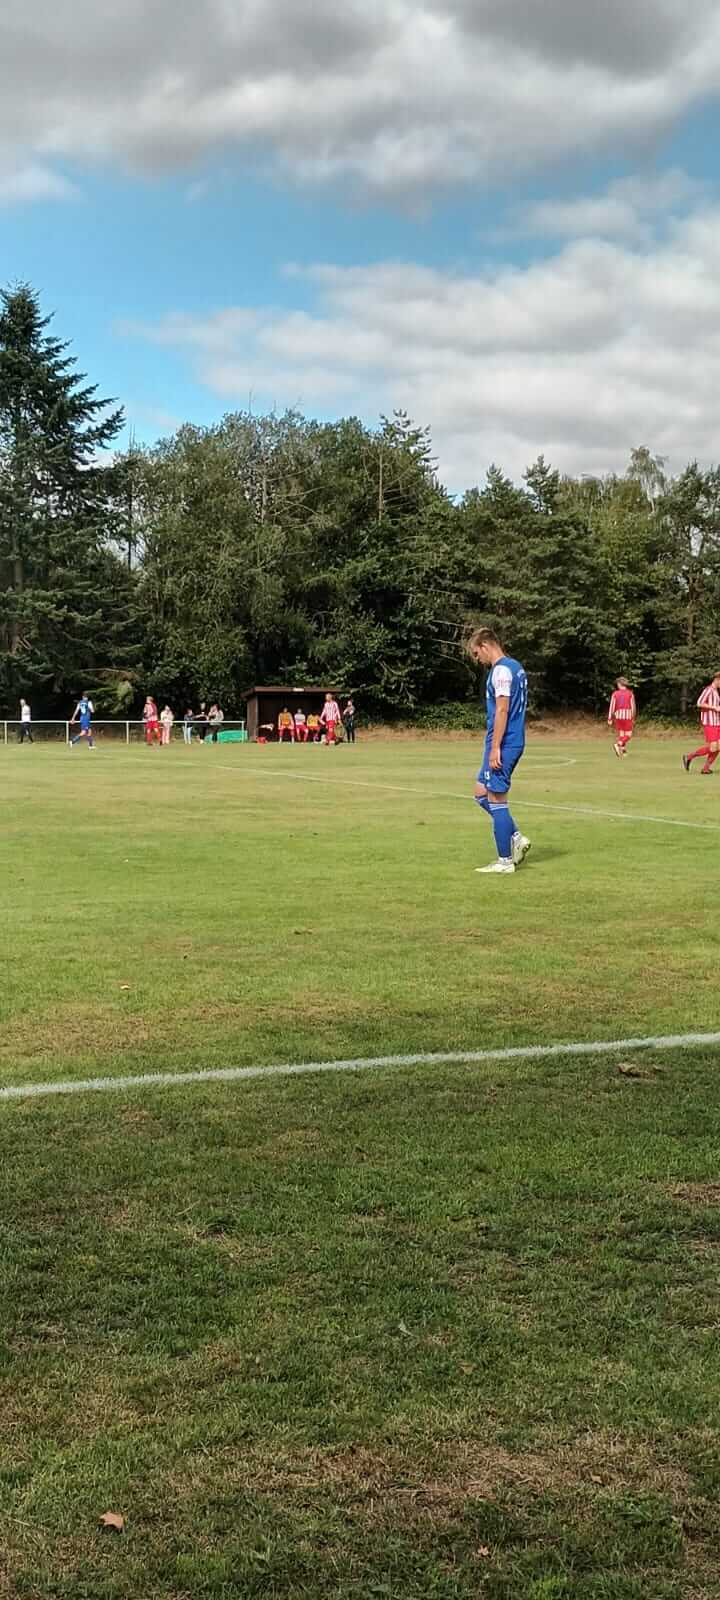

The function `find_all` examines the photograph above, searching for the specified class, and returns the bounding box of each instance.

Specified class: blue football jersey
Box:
[78,697,92,724]
[486,656,527,743]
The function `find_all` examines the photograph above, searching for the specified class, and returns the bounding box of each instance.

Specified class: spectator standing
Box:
[18,698,33,744]
[342,699,356,744]
[196,701,208,742]
[183,709,195,745]
[208,704,225,743]
[160,705,175,746]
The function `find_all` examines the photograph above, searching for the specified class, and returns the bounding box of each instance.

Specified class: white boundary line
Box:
[257,769,720,833]
[3,1031,720,1104]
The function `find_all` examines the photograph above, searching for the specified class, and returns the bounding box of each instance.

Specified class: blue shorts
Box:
[80,718,92,732]
[478,738,525,796]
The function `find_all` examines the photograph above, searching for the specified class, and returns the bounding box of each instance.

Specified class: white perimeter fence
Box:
[3,720,247,745]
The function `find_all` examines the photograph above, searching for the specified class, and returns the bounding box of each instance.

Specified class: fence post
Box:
[3,722,6,747]
[65,721,70,744]
[126,721,130,745]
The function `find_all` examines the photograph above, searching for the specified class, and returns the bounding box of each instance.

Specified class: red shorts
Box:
[702,725,720,744]
[614,722,633,738]
[324,721,337,741]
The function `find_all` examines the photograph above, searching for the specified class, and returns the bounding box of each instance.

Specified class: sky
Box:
[2,0,720,491]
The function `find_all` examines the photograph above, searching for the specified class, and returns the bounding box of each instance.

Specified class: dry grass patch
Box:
[1,1372,145,1454]
[163,1430,693,1521]
[672,1183,720,1207]
[0,1003,154,1067]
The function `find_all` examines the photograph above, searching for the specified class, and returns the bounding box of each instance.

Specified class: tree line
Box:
[1,283,718,722]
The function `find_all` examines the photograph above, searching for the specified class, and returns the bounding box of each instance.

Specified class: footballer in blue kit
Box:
[70,693,95,749]
[468,627,531,874]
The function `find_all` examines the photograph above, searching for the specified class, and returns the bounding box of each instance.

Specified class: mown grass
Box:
[2,1051,720,1597]
[2,736,720,1596]
[1,736,719,1087]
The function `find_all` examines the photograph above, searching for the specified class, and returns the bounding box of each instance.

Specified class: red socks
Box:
[702,751,719,773]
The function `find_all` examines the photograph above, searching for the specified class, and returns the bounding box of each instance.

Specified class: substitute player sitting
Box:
[468,627,531,875]
[277,708,295,743]
[608,677,636,758]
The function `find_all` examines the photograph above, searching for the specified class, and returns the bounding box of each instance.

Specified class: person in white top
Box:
[208,705,225,744]
[18,698,33,744]
[160,705,175,746]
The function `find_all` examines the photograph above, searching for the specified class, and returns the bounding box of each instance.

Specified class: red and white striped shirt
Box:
[320,700,341,725]
[609,689,636,723]
[698,683,720,726]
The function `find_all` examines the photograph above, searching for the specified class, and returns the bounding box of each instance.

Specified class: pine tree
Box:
[0,283,127,711]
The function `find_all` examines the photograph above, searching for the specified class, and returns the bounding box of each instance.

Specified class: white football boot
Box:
[511,832,531,867]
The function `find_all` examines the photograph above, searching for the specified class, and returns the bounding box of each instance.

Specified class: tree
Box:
[653,464,720,714]
[459,459,612,708]
[558,467,665,699]
[0,284,131,711]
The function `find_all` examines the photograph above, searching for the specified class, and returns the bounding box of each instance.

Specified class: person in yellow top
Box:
[306,712,321,743]
[277,708,295,743]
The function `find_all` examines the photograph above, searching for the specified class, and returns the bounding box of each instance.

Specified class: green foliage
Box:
[3,284,720,720]
[0,285,140,713]
[411,699,486,731]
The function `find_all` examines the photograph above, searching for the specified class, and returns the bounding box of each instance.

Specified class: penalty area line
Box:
[2,1031,720,1104]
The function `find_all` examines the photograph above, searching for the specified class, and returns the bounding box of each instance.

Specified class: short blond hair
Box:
[465,626,502,657]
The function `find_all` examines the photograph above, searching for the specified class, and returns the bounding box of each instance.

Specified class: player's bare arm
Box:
[490,696,510,768]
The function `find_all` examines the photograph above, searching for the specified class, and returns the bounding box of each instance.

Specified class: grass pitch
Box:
[2,735,720,1597]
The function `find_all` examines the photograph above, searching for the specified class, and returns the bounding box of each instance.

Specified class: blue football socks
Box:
[489,801,516,860]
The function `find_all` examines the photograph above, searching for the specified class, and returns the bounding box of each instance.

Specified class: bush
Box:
[411,700,486,732]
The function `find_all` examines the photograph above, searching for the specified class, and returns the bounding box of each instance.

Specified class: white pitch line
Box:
[256,769,720,833]
[2,1031,720,1104]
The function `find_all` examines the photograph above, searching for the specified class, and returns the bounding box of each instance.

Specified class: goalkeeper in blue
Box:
[468,627,531,875]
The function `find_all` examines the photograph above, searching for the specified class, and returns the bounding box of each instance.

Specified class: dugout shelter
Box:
[244,686,339,741]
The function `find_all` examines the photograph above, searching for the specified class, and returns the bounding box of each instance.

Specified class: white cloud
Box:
[0,162,77,205]
[513,168,707,244]
[1,1,719,198]
[125,202,720,487]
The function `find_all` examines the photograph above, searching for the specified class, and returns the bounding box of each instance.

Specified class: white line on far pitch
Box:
[257,769,720,833]
[2,1030,720,1104]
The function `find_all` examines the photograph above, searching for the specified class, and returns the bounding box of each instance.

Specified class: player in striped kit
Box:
[682,673,720,774]
[608,678,636,758]
[320,693,342,745]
